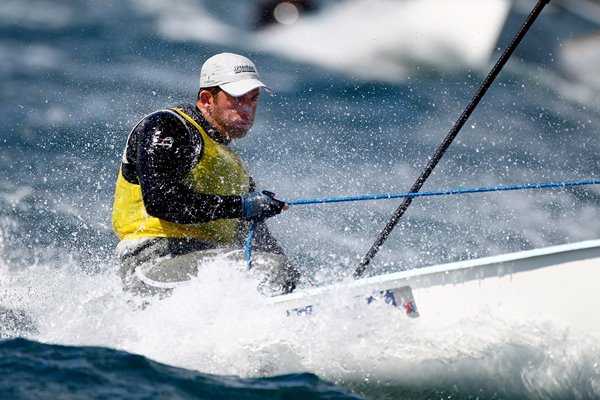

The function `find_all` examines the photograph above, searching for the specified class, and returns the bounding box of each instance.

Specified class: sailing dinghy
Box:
[270,239,600,338]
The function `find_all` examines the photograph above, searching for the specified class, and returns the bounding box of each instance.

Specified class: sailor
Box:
[112,53,299,296]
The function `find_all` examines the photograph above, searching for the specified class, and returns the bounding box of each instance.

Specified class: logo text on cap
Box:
[234,65,256,74]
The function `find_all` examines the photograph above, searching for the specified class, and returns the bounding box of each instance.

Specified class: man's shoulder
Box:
[146,103,194,122]
[170,103,198,116]
[136,104,195,132]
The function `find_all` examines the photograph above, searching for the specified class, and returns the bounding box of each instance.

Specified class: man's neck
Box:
[193,105,231,145]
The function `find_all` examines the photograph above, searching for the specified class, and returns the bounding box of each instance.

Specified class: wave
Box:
[0,338,361,400]
[2,253,599,398]
[128,0,511,82]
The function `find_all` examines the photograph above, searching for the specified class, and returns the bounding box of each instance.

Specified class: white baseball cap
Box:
[199,53,273,97]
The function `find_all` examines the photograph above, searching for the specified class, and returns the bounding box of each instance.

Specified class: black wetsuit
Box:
[121,103,243,224]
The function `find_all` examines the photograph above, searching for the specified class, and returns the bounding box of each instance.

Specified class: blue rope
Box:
[244,178,600,268]
[245,221,258,270]
[285,179,600,206]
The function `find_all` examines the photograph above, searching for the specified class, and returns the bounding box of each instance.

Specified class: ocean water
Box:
[1,0,600,399]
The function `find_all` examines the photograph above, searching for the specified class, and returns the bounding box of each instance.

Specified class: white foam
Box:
[129,0,240,45]
[0,0,73,29]
[128,0,510,82]
[254,0,511,79]
[560,32,600,92]
[2,248,599,398]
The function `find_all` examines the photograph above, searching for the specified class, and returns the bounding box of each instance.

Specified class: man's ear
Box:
[197,89,213,112]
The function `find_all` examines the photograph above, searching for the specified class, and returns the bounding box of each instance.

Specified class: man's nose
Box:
[237,102,254,115]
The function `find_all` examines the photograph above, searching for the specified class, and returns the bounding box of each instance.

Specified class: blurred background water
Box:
[1,0,600,399]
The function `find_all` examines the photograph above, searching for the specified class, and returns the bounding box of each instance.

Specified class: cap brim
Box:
[220,79,273,97]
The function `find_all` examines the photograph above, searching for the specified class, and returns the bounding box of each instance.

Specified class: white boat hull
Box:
[272,239,600,338]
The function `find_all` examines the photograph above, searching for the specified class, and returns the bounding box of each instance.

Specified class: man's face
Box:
[205,88,260,140]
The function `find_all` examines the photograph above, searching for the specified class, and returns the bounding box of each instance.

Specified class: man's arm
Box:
[135,111,243,224]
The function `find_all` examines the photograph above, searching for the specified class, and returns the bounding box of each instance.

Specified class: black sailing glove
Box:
[241,191,286,222]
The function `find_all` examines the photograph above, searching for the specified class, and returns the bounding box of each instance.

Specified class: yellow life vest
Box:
[112,107,250,244]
